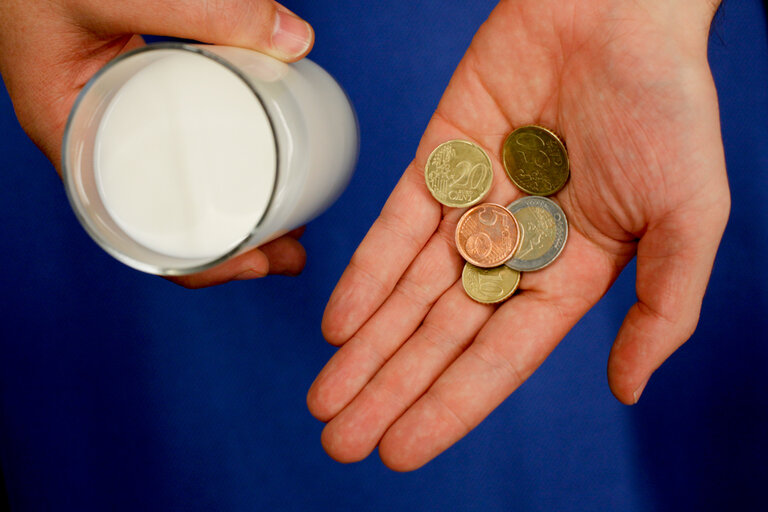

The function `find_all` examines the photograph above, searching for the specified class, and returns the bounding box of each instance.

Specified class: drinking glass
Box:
[62,43,359,275]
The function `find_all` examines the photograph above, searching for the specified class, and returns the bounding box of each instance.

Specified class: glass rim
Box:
[61,42,281,276]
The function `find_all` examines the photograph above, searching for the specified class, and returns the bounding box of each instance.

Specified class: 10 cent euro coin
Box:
[462,262,521,304]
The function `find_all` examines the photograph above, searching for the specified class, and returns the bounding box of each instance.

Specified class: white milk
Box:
[205,46,359,250]
[94,52,277,259]
[64,44,358,274]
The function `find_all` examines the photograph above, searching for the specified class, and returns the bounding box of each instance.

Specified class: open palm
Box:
[308,0,729,471]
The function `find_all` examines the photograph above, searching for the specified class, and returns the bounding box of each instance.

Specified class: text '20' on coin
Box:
[456,203,520,268]
[462,262,521,304]
[505,196,568,272]
[502,125,569,196]
[425,140,493,207]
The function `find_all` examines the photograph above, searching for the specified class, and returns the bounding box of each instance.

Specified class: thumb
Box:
[607,200,729,405]
[74,0,314,61]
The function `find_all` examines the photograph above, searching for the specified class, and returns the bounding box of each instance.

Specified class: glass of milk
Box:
[62,43,358,275]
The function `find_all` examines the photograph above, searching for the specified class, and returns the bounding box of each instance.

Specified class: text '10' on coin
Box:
[456,203,520,268]
[425,140,493,208]
[505,196,568,272]
[462,262,521,304]
[502,125,569,196]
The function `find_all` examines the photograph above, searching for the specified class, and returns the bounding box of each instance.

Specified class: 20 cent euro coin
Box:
[425,140,493,207]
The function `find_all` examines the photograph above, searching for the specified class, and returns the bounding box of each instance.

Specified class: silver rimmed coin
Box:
[505,196,568,271]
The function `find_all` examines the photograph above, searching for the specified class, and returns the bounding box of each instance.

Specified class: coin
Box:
[455,203,520,268]
[425,140,493,207]
[502,125,569,196]
[505,196,568,271]
[462,262,521,304]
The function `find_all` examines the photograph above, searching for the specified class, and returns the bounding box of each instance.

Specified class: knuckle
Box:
[425,390,473,433]
[376,211,423,255]
[419,320,465,359]
[394,273,433,307]
[202,0,275,44]
[369,378,410,412]
[358,335,389,370]
[471,342,525,389]
[434,218,458,249]
[347,255,390,298]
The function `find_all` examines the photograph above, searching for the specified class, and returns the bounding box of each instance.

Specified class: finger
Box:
[312,150,525,421]
[166,234,306,288]
[318,283,493,463]
[167,246,270,288]
[308,217,464,421]
[377,293,575,471]
[320,43,526,347]
[321,161,443,344]
[313,133,527,422]
[285,226,306,240]
[259,235,307,276]
[377,236,615,471]
[607,202,729,404]
[72,0,314,61]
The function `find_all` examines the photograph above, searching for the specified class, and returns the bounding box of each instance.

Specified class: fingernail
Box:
[272,11,313,59]
[633,378,650,404]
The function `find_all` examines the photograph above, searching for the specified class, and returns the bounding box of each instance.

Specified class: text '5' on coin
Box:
[455,203,520,268]
[425,140,493,208]
[502,125,569,196]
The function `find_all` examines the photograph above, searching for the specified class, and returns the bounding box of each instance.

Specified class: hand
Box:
[0,0,314,286]
[309,0,729,470]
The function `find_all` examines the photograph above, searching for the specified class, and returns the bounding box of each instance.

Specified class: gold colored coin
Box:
[425,140,493,207]
[461,262,521,304]
[502,125,569,196]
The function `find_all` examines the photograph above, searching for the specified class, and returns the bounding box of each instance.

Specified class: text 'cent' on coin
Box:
[502,125,569,196]
[462,262,521,304]
[505,196,568,272]
[455,203,520,268]
[425,140,493,208]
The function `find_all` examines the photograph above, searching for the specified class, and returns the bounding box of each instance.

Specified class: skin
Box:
[0,0,314,288]
[309,0,729,471]
[2,0,728,472]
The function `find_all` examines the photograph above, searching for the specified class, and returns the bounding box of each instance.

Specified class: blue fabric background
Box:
[1,0,766,510]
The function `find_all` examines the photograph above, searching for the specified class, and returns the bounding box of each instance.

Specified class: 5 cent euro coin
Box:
[455,203,520,268]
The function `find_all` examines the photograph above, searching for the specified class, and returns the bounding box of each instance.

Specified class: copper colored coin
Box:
[455,203,520,268]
